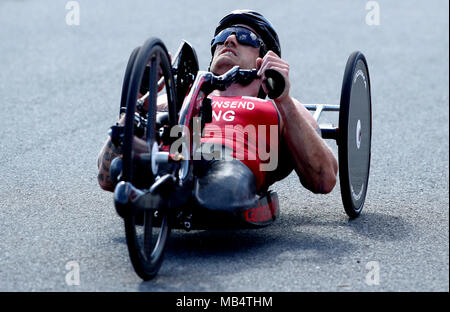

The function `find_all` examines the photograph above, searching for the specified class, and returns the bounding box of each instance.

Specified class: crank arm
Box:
[114,174,176,215]
[114,181,156,213]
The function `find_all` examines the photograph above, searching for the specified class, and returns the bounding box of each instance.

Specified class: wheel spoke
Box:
[147,52,159,146]
[143,212,153,260]
[121,38,176,280]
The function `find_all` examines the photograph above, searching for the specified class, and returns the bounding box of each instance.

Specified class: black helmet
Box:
[212,9,281,57]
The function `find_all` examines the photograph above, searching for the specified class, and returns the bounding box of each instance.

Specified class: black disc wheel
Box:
[338,51,372,219]
[121,37,178,280]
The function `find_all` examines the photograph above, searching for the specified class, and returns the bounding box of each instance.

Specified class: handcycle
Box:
[107,37,372,280]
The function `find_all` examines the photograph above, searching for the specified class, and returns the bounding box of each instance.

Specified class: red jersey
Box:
[200,96,280,190]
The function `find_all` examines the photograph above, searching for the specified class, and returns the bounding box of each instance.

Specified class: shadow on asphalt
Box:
[112,211,413,290]
[288,211,413,242]
[133,225,358,290]
[346,211,413,241]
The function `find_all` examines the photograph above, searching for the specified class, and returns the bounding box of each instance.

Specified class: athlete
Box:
[97,10,338,222]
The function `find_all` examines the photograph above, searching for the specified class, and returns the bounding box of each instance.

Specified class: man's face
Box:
[210,25,261,75]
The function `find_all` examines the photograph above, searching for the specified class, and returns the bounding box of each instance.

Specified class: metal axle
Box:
[303,103,340,140]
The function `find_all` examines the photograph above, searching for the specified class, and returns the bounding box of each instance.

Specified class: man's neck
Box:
[211,78,261,98]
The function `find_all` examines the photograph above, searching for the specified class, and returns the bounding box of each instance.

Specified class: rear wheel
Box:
[338,51,372,219]
[121,38,178,280]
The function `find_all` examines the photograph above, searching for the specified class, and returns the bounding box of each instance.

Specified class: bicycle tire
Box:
[121,37,177,280]
[120,46,140,116]
[338,51,372,219]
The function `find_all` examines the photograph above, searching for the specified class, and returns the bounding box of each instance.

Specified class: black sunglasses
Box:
[211,26,264,53]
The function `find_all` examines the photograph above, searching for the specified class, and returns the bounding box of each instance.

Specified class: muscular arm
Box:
[258,51,337,194]
[97,138,121,192]
[276,96,338,194]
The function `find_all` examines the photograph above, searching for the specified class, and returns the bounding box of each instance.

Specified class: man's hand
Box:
[256,51,338,194]
[256,51,291,102]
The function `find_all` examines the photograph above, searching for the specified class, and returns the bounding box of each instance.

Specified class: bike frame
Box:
[171,66,258,166]
[118,60,341,213]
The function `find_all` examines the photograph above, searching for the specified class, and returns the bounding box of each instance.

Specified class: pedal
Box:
[114,181,158,216]
[150,174,176,195]
[114,181,143,205]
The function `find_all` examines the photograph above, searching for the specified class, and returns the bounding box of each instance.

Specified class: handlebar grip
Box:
[264,69,285,99]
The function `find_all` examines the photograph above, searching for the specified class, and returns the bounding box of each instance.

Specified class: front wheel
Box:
[121,37,178,280]
[124,208,170,280]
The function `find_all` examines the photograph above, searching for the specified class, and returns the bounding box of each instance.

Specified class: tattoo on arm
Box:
[102,161,110,172]
[98,138,122,188]
[104,151,112,161]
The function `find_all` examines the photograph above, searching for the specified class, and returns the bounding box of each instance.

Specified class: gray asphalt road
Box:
[0,0,448,292]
